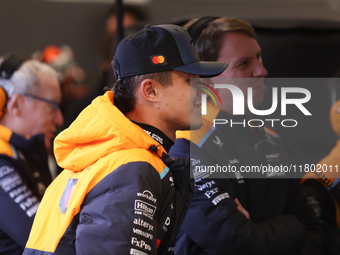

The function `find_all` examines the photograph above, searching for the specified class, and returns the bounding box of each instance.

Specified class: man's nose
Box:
[54,108,64,126]
[253,61,268,78]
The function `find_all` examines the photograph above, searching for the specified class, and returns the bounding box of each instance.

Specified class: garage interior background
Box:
[1,0,340,164]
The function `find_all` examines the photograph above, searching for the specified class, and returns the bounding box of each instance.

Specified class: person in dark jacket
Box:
[301,99,340,254]
[169,17,326,255]
[23,24,227,255]
[0,54,63,255]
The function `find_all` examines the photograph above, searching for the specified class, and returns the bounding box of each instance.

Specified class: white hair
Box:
[0,60,58,97]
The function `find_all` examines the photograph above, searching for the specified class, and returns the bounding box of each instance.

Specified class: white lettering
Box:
[202,86,311,116]
[205,187,219,198]
[281,119,298,127]
[134,200,156,218]
[230,119,246,127]
[0,166,14,179]
[164,217,171,226]
[281,87,311,116]
[212,192,230,205]
[136,190,157,203]
[130,248,149,255]
[196,180,216,191]
[133,228,153,240]
[248,87,278,115]
[133,218,154,231]
[131,237,151,251]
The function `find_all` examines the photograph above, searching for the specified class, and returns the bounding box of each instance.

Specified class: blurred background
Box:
[2,0,340,79]
[2,0,340,164]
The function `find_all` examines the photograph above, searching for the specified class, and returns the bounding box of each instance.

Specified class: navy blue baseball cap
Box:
[112,24,228,80]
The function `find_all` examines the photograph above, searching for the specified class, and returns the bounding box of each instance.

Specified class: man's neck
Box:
[125,110,176,142]
[131,121,174,152]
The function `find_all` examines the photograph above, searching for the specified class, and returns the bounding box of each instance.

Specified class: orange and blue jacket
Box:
[23,91,193,255]
[0,125,51,255]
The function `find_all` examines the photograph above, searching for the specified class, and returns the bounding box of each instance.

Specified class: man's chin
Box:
[190,120,203,130]
[176,120,202,132]
[44,139,53,153]
[251,94,264,109]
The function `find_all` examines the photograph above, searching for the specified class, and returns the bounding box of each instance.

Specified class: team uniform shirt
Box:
[0,125,51,255]
[169,101,325,255]
[23,91,193,255]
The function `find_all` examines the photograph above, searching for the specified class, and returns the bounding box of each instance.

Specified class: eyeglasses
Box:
[22,93,59,112]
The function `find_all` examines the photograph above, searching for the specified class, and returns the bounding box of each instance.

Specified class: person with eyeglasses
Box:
[0,53,63,255]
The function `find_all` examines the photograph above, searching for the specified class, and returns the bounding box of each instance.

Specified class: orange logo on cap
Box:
[151,55,166,65]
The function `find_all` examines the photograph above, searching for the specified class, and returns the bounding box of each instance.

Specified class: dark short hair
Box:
[112,71,172,115]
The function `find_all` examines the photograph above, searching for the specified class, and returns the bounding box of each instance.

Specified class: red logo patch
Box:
[151,55,167,65]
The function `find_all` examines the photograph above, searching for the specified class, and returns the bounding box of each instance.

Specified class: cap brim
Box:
[173,61,228,78]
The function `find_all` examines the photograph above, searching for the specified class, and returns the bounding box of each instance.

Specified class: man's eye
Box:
[238,60,249,67]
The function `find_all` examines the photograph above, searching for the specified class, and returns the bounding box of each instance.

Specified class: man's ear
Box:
[6,94,25,116]
[139,78,160,103]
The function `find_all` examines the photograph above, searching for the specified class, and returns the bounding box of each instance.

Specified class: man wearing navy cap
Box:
[23,24,227,255]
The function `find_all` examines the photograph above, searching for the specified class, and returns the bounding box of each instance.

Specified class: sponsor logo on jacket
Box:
[191,158,201,166]
[136,190,157,203]
[265,153,280,162]
[196,180,216,191]
[212,136,224,148]
[212,192,230,205]
[133,218,154,231]
[131,237,151,251]
[59,178,78,214]
[204,187,219,198]
[0,166,39,217]
[134,200,156,219]
[133,228,153,240]
[229,158,239,164]
[130,248,149,255]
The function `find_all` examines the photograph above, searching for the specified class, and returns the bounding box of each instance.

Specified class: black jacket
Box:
[169,107,325,255]
[0,125,51,255]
